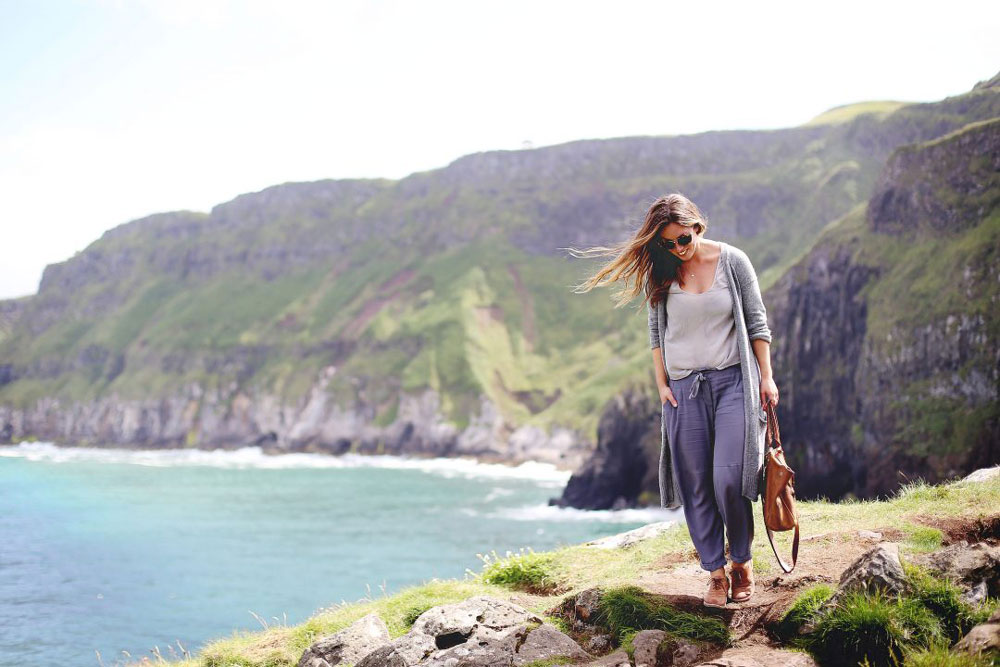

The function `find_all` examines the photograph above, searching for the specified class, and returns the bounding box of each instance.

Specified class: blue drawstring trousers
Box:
[663,363,754,571]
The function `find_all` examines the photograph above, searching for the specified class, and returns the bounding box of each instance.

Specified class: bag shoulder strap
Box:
[764,403,799,573]
[766,522,799,573]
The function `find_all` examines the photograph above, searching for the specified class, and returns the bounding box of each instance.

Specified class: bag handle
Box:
[765,400,782,449]
[766,523,799,573]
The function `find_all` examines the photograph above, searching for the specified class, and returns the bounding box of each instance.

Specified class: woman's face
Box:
[656,222,702,261]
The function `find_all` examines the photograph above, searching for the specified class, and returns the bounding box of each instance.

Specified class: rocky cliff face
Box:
[768,117,1000,500]
[557,113,1000,510]
[0,370,592,471]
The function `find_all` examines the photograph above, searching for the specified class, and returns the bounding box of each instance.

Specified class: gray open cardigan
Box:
[647,241,772,510]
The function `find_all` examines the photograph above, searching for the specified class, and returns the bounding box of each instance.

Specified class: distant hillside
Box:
[1,74,998,496]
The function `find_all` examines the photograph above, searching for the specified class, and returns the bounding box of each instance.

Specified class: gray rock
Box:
[568,587,604,631]
[630,629,666,667]
[960,466,1000,483]
[585,521,678,549]
[584,634,612,654]
[857,530,882,540]
[693,648,819,666]
[952,620,1000,658]
[831,542,909,601]
[631,629,706,667]
[512,623,592,665]
[802,543,908,633]
[298,612,391,667]
[962,580,989,606]
[355,596,590,667]
[913,541,1000,598]
[582,648,631,666]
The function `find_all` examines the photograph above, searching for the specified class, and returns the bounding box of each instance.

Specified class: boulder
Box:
[959,466,1000,483]
[354,595,591,667]
[582,648,631,666]
[630,628,706,667]
[828,542,909,603]
[512,623,592,666]
[801,543,908,633]
[585,522,678,549]
[952,616,1000,659]
[692,647,819,666]
[912,540,1000,599]
[298,613,391,667]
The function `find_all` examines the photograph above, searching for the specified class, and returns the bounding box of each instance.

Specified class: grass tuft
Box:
[473,547,561,594]
[594,585,729,646]
[802,587,909,666]
[901,642,997,666]
[773,583,835,640]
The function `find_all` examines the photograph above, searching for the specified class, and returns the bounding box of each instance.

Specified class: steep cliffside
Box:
[767,117,1000,500]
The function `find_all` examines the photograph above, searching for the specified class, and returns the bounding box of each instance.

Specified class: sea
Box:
[0,442,680,666]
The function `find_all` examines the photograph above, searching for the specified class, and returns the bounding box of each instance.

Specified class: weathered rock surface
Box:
[585,521,678,550]
[353,595,591,667]
[692,647,819,666]
[630,628,706,667]
[551,385,659,510]
[298,612,390,667]
[952,606,1000,659]
[831,543,909,601]
[911,540,1000,600]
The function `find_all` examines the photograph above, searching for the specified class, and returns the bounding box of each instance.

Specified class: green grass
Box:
[902,643,997,666]
[791,556,1000,667]
[774,583,836,640]
[902,561,998,643]
[594,585,729,646]
[476,547,562,594]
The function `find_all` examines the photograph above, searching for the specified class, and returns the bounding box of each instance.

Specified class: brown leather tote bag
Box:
[762,402,800,573]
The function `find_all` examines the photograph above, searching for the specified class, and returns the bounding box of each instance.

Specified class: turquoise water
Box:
[0,443,679,666]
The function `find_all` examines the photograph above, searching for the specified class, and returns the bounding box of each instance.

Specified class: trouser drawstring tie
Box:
[689,371,707,399]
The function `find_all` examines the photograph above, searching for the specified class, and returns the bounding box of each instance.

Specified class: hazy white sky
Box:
[1,0,997,299]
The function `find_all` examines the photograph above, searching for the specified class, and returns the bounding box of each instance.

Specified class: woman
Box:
[569,193,778,608]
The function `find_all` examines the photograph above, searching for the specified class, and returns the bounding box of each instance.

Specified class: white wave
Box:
[0,442,572,482]
[490,503,682,524]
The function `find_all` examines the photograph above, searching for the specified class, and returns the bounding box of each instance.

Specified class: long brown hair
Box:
[565,193,709,308]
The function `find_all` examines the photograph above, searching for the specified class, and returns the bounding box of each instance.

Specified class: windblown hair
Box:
[566,193,709,308]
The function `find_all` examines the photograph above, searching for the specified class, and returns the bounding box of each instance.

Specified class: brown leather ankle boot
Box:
[703,573,729,608]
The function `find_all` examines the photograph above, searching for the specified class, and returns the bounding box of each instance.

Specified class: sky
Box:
[1,0,997,299]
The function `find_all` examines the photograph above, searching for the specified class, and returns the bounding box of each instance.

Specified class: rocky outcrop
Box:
[953,607,1000,661]
[766,117,1000,501]
[0,378,591,471]
[345,595,592,667]
[550,385,660,510]
[298,613,390,667]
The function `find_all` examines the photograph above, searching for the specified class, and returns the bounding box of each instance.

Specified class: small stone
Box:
[952,621,1000,657]
[960,466,1000,483]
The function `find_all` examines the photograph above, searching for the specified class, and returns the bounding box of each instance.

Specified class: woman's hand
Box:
[760,377,779,409]
[660,386,678,408]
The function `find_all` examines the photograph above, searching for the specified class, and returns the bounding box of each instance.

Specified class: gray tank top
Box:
[663,253,741,380]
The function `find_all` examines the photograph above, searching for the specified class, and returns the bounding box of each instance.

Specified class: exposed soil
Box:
[909,513,1000,545]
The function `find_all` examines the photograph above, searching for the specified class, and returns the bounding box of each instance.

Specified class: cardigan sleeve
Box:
[647,299,660,349]
[732,248,772,343]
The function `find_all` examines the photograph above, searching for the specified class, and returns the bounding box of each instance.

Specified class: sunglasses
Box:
[655,232,693,251]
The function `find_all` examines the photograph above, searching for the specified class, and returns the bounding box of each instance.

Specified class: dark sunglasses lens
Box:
[657,232,692,250]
